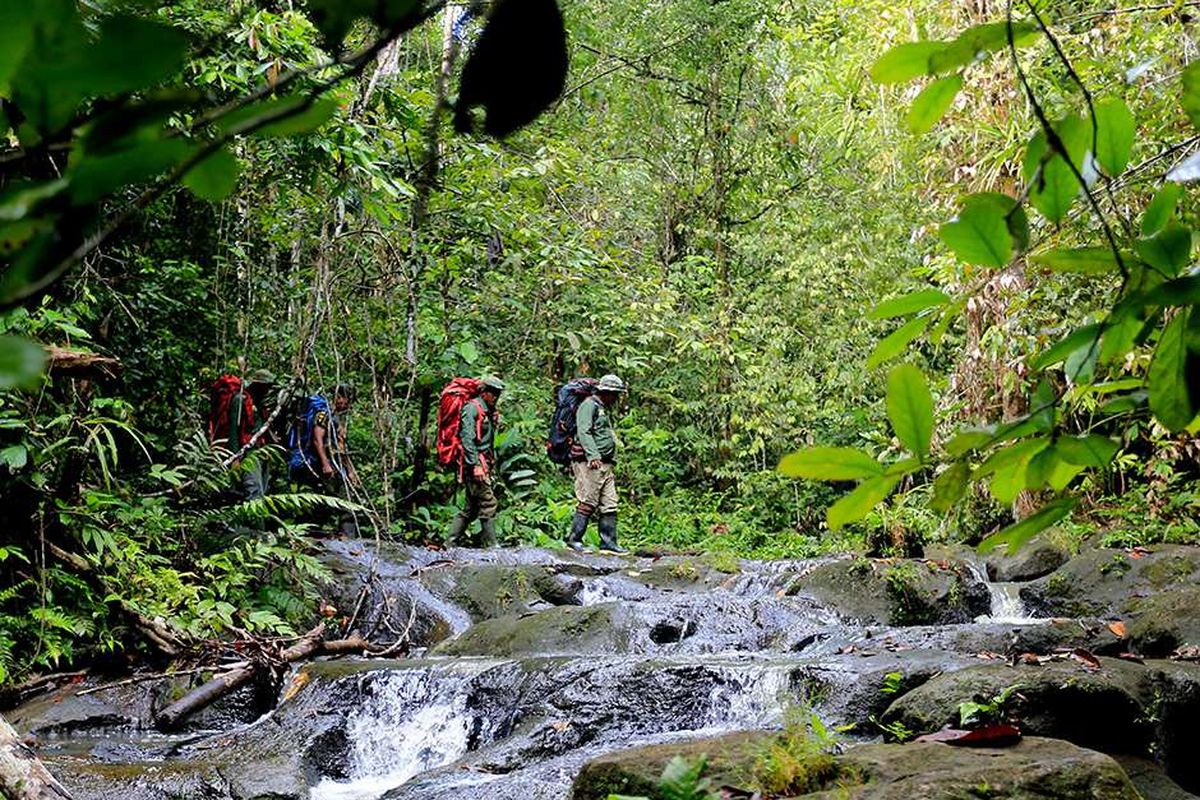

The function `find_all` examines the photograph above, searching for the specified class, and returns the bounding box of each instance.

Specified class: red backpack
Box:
[436,378,485,472]
[208,375,255,449]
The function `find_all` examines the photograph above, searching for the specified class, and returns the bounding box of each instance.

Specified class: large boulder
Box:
[1021,545,1200,620]
[985,539,1070,582]
[1126,586,1200,657]
[570,733,1141,800]
[788,557,989,626]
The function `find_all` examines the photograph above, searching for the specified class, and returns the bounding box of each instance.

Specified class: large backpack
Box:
[208,375,255,449]
[288,395,332,471]
[546,377,597,465]
[436,378,484,472]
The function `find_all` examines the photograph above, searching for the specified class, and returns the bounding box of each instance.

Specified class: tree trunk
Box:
[0,713,72,800]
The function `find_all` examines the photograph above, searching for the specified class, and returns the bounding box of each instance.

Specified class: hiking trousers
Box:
[572,461,618,514]
[462,475,498,521]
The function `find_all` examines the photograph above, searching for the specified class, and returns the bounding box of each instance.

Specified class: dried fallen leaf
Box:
[1107,621,1126,638]
[1070,648,1102,670]
[915,724,1021,747]
[1115,652,1144,664]
[282,669,310,702]
[549,720,571,732]
[1128,546,1150,559]
[1171,646,1200,662]
[975,651,1003,660]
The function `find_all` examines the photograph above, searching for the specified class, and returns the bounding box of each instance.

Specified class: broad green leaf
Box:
[68,138,192,205]
[1093,97,1135,176]
[827,475,900,530]
[1142,275,1200,307]
[221,96,340,138]
[0,336,47,390]
[973,437,1050,480]
[0,444,28,470]
[978,497,1078,556]
[458,340,480,364]
[1064,333,1099,385]
[1141,184,1181,236]
[989,459,1029,504]
[0,3,35,96]
[1100,310,1144,364]
[944,427,994,456]
[183,146,242,201]
[84,15,187,97]
[778,447,883,481]
[929,296,967,346]
[1030,246,1129,275]
[1055,434,1119,467]
[940,193,1018,267]
[927,22,1039,74]
[1029,323,1103,371]
[869,289,950,320]
[1134,225,1191,277]
[884,457,922,476]
[929,460,970,513]
[870,42,944,84]
[1148,311,1199,431]
[867,316,930,369]
[886,363,934,460]
[1022,116,1090,223]
[1182,60,1200,128]
[1100,390,1148,415]
[906,74,962,134]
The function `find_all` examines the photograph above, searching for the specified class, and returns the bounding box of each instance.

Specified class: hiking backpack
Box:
[436,378,485,471]
[288,394,332,470]
[546,377,597,465]
[208,375,255,449]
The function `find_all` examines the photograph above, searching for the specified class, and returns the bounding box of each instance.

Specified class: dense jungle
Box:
[2,1,1200,799]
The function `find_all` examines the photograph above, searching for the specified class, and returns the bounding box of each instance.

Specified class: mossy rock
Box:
[789,557,989,626]
[432,603,629,657]
[439,564,582,621]
[1126,587,1200,657]
[881,658,1153,755]
[985,539,1070,582]
[1021,545,1200,619]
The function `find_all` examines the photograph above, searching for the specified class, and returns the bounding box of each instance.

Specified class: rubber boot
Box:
[567,511,590,552]
[480,518,498,548]
[446,514,470,547]
[598,512,627,554]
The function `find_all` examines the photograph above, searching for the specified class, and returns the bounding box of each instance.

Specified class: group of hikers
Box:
[207,369,630,553]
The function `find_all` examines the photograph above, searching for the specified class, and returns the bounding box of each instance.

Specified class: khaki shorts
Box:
[572,461,618,514]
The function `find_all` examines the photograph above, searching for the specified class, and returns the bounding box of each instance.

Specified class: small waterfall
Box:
[703,664,794,729]
[965,561,1042,624]
[310,667,480,800]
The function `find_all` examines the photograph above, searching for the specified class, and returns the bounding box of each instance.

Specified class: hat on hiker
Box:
[481,375,506,393]
[248,369,277,386]
[597,374,627,393]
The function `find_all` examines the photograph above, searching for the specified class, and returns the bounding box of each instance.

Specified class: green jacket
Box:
[576,395,616,463]
[460,398,495,466]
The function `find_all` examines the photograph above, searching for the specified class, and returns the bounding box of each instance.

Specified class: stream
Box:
[13,539,1200,800]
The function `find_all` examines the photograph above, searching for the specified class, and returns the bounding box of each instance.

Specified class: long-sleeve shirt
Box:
[460,398,495,466]
[575,395,616,463]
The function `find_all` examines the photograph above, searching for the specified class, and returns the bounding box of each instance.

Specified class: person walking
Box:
[446,376,505,547]
[567,373,628,554]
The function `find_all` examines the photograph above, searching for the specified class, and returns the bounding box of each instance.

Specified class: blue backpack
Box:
[546,378,597,465]
[288,395,333,471]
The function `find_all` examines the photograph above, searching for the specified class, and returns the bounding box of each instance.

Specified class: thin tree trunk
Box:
[0,713,72,800]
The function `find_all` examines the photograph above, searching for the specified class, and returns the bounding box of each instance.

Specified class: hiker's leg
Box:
[242,458,267,501]
[476,480,499,548]
[597,465,624,552]
[569,462,599,550]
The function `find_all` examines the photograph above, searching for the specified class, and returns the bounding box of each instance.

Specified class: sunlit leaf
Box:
[870,42,943,84]
[886,363,934,460]
[927,21,1039,74]
[978,497,1078,555]
[1029,323,1103,371]
[906,74,962,134]
[778,447,883,481]
[1182,60,1200,129]
[929,460,970,513]
[1055,434,1119,467]
[973,437,1049,480]
[867,316,930,369]
[1030,246,1129,275]
[1022,116,1090,223]
[940,193,1018,267]
[944,428,994,456]
[1094,97,1134,176]
[1141,184,1181,235]
[1148,311,1199,431]
[870,289,950,320]
[1134,225,1192,277]
[827,475,900,530]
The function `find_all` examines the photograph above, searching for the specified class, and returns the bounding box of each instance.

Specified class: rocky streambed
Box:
[10,539,1200,799]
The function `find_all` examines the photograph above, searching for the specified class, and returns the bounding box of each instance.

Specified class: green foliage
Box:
[958,684,1024,729]
[751,707,841,796]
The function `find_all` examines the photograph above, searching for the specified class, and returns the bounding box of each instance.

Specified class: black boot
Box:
[480,518,498,548]
[567,511,590,552]
[446,514,469,547]
[598,512,626,554]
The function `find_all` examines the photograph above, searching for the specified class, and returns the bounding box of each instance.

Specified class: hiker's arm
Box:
[576,401,601,465]
[460,403,479,466]
[313,425,333,476]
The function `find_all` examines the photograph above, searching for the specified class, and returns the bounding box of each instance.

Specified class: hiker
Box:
[208,369,276,500]
[567,373,628,554]
[446,375,505,548]
[289,384,358,494]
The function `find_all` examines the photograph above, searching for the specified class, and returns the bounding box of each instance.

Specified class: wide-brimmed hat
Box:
[597,374,627,392]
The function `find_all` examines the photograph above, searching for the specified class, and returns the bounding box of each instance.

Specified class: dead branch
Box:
[45,347,122,379]
[153,625,368,731]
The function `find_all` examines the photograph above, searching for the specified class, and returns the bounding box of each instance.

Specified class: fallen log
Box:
[0,712,72,800]
[154,625,369,731]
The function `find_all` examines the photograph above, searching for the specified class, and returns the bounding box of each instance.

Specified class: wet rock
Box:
[882,658,1154,754]
[1126,586,1200,657]
[571,734,1141,800]
[788,557,989,626]
[51,760,235,800]
[1114,756,1200,800]
[1021,545,1200,619]
[432,604,630,657]
[986,539,1070,582]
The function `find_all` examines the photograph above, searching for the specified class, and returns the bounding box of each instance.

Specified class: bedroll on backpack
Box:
[208,375,255,449]
[288,395,331,470]
[546,377,597,465]
[436,377,484,470]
